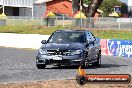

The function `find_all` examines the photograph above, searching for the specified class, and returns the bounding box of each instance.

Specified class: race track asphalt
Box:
[0,47,132,83]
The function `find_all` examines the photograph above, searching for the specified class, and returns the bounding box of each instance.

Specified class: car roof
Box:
[55,29,90,32]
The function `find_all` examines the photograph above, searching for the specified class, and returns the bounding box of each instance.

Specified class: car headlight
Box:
[38,48,47,55]
[70,50,83,55]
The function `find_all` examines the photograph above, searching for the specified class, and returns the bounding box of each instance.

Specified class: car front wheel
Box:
[94,53,101,66]
[36,64,46,69]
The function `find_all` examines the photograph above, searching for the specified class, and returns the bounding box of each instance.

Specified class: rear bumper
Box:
[36,54,83,66]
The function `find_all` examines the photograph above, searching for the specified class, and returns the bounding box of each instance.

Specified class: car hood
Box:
[41,43,85,50]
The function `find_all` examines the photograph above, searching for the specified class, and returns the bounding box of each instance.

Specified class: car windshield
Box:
[48,31,86,43]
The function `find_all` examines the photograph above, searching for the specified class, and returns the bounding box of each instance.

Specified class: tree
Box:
[121,3,128,15]
[82,0,104,17]
[82,0,104,28]
[72,0,104,17]
[99,0,123,16]
[73,0,127,17]
[87,0,104,17]
[83,0,90,5]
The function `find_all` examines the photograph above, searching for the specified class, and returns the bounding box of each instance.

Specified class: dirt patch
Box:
[0,80,132,88]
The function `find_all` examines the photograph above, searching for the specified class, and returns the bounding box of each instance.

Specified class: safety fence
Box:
[0,16,132,30]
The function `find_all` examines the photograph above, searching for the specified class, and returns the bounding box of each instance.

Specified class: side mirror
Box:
[85,40,89,46]
[41,40,47,44]
[89,41,94,44]
[86,40,89,44]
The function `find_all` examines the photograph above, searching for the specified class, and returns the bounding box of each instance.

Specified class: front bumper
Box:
[36,54,83,66]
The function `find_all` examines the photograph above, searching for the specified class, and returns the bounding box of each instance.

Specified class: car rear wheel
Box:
[36,64,46,69]
[94,53,101,66]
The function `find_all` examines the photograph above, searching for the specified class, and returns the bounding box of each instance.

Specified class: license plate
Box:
[53,56,62,60]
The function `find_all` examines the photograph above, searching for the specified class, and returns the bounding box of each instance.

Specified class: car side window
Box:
[88,32,96,41]
[86,32,93,41]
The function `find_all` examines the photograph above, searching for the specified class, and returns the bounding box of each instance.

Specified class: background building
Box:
[0,0,35,16]
[0,0,72,17]
[33,3,46,18]
[43,0,72,17]
[0,0,130,18]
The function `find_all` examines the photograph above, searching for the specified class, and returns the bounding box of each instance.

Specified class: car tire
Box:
[82,52,90,68]
[81,59,90,69]
[94,53,101,67]
[36,64,46,69]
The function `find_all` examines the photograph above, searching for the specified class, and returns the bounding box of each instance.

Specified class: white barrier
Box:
[0,33,50,49]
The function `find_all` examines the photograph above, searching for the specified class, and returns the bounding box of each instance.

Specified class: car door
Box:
[89,32,99,60]
[86,32,95,60]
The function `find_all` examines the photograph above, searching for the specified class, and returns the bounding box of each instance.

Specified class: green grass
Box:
[0,26,64,35]
[0,26,132,40]
[90,29,132,40]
